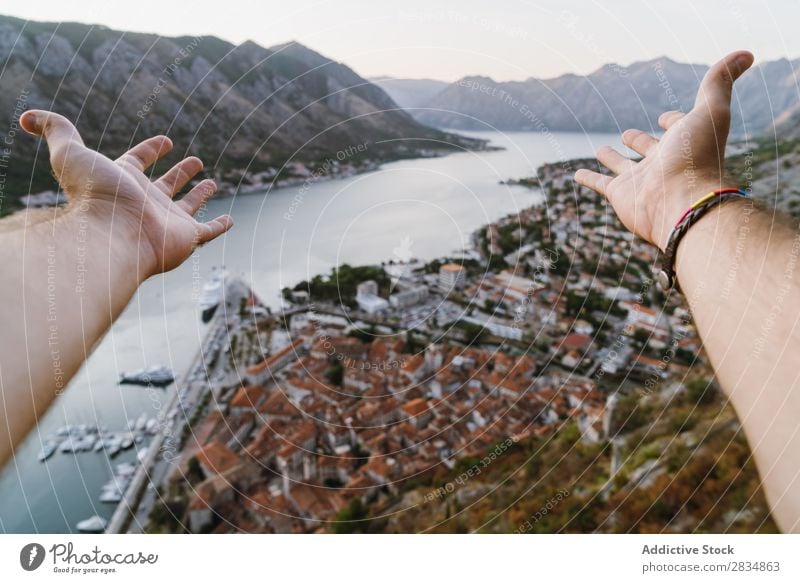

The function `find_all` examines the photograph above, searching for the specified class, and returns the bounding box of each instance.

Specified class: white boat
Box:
[116,462,136,476]
[119,366,174,387]
[120,436,133,450]
[102,475,130,492]
[99,489,122,504]
[59,439,76,453]
[38,442,57,462]
[76,515,107,533]
[199,268,226,323]
[78,436,96,452]
[105,436,122,457]
[135,414,148,432]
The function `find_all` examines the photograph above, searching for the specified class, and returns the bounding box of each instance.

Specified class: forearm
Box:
[0,204,147,464]
[677,197,800,532]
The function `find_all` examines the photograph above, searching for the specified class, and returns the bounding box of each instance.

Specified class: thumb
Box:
[694,51,754,121]
[20,110,86,181]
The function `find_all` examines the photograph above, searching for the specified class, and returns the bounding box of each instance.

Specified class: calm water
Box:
[0,130,625,533]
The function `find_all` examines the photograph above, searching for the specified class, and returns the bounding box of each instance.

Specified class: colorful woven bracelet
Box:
[656,188,749,291]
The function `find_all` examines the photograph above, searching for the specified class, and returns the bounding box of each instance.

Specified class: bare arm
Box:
[0,111,233,465]
[576,51,800,532]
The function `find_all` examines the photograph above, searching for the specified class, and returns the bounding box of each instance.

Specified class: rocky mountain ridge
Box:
[0,15,481,213]
[382,56,800,138]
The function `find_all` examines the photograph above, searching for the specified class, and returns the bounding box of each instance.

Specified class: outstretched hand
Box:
[575,51,754,250]
[20,110,233,276]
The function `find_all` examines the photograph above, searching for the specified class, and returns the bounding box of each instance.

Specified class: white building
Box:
[357,280,379,297]
[460,315,523,341]
[357,294,389,314]
[439,263,466,292]
[389,284,428,309]
[356,280,389,314]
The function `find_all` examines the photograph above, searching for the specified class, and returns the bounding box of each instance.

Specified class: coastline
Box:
[13,138,501,213]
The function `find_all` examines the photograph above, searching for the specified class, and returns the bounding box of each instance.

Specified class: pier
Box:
[106,276,254,534]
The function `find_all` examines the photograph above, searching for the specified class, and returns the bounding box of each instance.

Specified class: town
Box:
[130,159,704,533]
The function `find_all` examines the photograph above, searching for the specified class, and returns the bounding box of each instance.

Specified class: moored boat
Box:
[119,366,175,387]
[98,489,122,504]
[76,515,107,533]
[37,442,57,462]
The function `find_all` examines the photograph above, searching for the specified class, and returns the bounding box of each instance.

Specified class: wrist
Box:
[654,178,738,251]
[61,198,156,283]
[673,195,753,286]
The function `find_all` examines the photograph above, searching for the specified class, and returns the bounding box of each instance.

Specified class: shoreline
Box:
[13,139,502,213]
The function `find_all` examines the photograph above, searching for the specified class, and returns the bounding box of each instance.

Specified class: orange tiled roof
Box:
[246,338,303,375]
[195,441,239,475]
[402,397,430,417]
[230,384,269,409]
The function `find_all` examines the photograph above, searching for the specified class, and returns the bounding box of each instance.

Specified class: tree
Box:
[684,377,717,406]
[632,329,650,345]
[404,331,420,354]
[326,361,344,386]
[459,321,486,345]
[186,456,204,485]
[333,498,370,533]
[294,264,391,308]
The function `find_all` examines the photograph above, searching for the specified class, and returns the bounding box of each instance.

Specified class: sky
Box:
[2,0,800,82]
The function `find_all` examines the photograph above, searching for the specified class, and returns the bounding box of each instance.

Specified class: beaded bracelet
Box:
[655,188,749,291]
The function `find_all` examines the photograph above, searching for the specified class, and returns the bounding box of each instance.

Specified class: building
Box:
[357,280,379,297]
[245,338,304,385]
[389,284,428,309]
[439,263,466,292]
[459,315,523,341]
[356,280,389,314]
[356,294,389,314]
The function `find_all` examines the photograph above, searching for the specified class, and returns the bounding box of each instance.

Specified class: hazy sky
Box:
[3,0,799,81]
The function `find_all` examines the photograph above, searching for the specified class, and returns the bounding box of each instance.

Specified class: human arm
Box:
[575,51,800,532]
[0,111,233,465]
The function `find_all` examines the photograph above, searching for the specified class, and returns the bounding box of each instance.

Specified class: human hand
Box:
[575,51,754,250]
[20,110,233,277]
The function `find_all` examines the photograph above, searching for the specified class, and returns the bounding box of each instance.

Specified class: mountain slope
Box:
[0,16,479,212]
[411,56,800,136]
[370,77,449,110]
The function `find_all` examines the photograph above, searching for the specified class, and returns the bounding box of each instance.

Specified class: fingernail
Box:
[735,54,751,70]
[22,111,37,131]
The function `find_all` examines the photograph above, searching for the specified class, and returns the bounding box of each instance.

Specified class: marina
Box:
[106,273,258,533]
[37,416,159,464]
[35,418,161,531]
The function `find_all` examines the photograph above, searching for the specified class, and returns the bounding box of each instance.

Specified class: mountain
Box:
[0,15,481,213]
[407,56,800,137]
[370,77,449,110]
